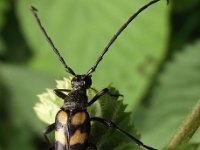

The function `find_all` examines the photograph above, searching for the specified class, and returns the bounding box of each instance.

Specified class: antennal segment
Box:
[30,6,76,76]
[86,0,162,76]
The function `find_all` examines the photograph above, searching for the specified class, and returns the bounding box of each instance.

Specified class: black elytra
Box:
[30,0,168,149]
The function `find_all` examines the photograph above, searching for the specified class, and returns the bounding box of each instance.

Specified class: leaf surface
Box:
[0,0,9,54]
[134,40,200,149]
[17,0,169,109]
[0,64,55,132]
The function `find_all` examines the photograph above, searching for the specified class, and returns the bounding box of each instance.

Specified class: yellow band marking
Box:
[57,111,68,124]
[72,112,86,125]
[70,130,87,145]
[55,129,67,145]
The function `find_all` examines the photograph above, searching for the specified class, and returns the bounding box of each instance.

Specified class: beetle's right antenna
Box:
[30,6,76,76]
[86,0,167,76]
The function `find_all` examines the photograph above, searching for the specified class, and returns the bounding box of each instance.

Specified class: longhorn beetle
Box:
[30,0,167,149]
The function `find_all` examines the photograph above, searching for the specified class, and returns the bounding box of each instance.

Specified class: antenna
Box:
[86,0,163,76]
[30,6,76,76]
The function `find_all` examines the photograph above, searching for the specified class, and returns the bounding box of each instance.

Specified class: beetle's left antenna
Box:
[30,6,76,76]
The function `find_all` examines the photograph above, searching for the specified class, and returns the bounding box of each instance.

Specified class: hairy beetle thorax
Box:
[62,89,88,110]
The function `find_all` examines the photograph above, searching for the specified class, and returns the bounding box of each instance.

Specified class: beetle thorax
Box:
[62,89,88,110]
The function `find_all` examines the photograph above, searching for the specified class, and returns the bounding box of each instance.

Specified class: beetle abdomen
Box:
[55,110,90,150]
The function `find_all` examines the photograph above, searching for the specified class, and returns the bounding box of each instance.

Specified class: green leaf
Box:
[134,40,200,149]
[17,0,169,109]
[5,128,35,150]
[0,64,58,149]
[90,87,139,150]
[0,64,55,133]
[0,0,9,28]
[0,0,9,54]
[0,39,5,54]
[34,78,71,124]
[172,0,200,13]
[164,143,200,150]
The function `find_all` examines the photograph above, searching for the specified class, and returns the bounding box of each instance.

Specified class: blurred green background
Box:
[0,0,200,149]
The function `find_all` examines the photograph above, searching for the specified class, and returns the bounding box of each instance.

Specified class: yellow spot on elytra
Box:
[72,112,86,125]
[55,129,67,145]
[70,130,87,145]
[57,111,68,124]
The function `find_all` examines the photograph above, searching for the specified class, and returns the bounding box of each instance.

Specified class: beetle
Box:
[30,0,167,149]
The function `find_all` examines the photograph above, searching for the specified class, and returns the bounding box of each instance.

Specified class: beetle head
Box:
[71,75,92,89]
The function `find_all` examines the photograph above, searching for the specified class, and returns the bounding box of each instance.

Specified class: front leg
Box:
[43,123,55,145]
[86,143,97,150]
[54,89,71,99]
[48,146,55,150]
[87,88,108,107]
[87,88,123,107]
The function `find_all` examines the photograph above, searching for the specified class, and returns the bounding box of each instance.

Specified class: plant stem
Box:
[167,100,200,150]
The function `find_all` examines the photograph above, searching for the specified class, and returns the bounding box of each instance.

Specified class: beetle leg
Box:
[86,143,97,150]
[53,89,71,99]
[48,146,54,150]
[55,89,71,92]
[90,117,157,150]
[87,88,108,106]
[89,87,98,93]
[108,92,123,98]
[87,88,123,107]
[43,123,55,145]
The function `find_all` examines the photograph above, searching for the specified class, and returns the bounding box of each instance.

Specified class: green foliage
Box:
[0,0,9,28]
[16,0,169,109]
[172,0,200,13]
[34,78,71,124]
[0,0,9,54]
[169,0,200,51]
[134,41,200,149]
[169,143,200,150]
[0,64,55,149]
[0,64,56,132]
[0,0,200,149]
[89,87,139,150]
[0,39,5,54]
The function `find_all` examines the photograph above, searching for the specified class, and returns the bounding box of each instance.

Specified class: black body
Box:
[55,109,90,150]
[53,78,93,150]
[30,0,168,149]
